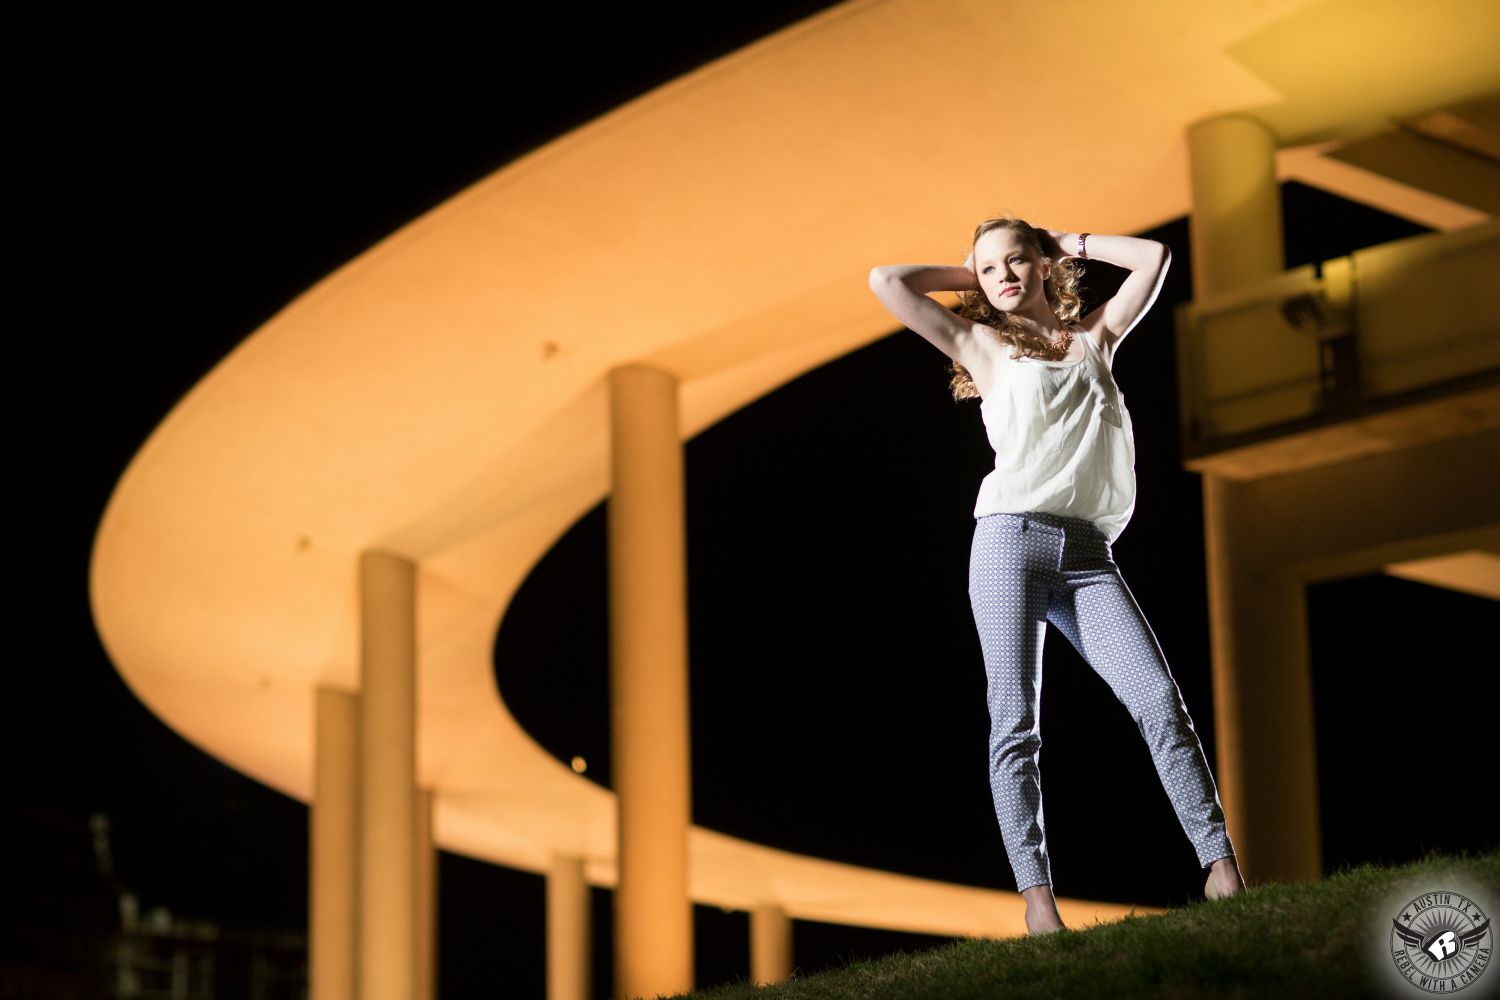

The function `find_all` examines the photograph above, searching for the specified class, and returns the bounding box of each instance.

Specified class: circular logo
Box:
[1388,889,1492,994]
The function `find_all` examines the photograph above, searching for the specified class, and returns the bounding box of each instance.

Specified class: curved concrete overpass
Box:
[87,0,1499,990]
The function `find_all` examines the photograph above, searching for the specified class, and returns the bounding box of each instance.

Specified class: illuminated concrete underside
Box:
[89,0,1500,937]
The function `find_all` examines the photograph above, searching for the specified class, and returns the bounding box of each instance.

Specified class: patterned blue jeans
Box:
[968,509,1235,891]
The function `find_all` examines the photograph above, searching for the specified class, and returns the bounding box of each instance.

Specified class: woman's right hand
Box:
[962,251,983,291]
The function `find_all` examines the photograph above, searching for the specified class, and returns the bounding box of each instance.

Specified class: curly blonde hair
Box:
[948,215,1088,401]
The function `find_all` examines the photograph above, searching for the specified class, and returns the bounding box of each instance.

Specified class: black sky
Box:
[11,7,1498,998]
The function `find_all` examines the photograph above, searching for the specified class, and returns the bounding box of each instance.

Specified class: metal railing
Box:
[1174,219,1500,461]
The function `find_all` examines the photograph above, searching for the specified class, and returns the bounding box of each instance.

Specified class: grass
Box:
[653,847,1500,1000]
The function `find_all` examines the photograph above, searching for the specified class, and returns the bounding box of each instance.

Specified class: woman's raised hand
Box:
[1040,229,1071,261]
[960,250,983,291]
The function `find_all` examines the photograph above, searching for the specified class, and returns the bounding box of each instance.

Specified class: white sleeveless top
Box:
[971,325,1137,544]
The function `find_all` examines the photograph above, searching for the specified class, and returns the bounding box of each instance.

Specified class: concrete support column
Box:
[1186,112,1284,300]
[547,854,592,1000]
[416,787,437,1000]
[311,687,359,1000]
[358,550,418,1000]
[1202,474,1322,885]
[607,364,694,1000]
[750,904,792,986]
[1188,110,1320,884]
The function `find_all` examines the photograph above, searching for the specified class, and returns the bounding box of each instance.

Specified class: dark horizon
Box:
[12,8,1497,997]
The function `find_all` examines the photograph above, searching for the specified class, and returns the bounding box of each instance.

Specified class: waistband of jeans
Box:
[982,509,1102,534]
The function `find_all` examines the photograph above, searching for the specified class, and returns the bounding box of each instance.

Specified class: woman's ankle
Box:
[1021,882,1064,926]
[1020,883,1056,905]
[1205,855,1247,897]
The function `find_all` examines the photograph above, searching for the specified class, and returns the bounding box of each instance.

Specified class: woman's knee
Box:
[990,720,1042,759]
[1126,688,1194,738]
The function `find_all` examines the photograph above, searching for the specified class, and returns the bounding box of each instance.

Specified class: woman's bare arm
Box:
[872,263,978,294]
[1039,230,1171,353]
[1041,230,1165,273]
[867,263,983,365]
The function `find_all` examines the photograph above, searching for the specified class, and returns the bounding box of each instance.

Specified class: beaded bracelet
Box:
[1078,232,1090,260]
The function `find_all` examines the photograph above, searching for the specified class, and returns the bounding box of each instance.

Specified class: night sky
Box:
[12,7,1498,998]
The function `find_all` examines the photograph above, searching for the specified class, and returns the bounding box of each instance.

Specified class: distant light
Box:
[571,755,587,773]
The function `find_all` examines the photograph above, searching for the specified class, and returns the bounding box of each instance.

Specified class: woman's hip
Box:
[970,510,1114,587]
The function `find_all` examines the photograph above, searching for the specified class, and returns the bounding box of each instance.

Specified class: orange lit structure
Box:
[89,2,1499,998]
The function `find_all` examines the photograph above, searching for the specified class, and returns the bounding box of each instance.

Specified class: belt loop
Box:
[1021,517,1028,532]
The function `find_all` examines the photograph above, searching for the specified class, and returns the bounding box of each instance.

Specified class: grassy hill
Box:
[659,847,1499,1000]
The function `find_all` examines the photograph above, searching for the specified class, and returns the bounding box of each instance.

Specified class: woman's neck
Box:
[1007,304,1068,342]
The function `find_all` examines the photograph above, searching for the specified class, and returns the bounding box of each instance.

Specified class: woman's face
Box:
[974,230,1049,311]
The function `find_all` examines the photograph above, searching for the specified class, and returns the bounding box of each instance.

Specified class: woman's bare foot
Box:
[1021,883,1066,934]
[1204,855,1246,900]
